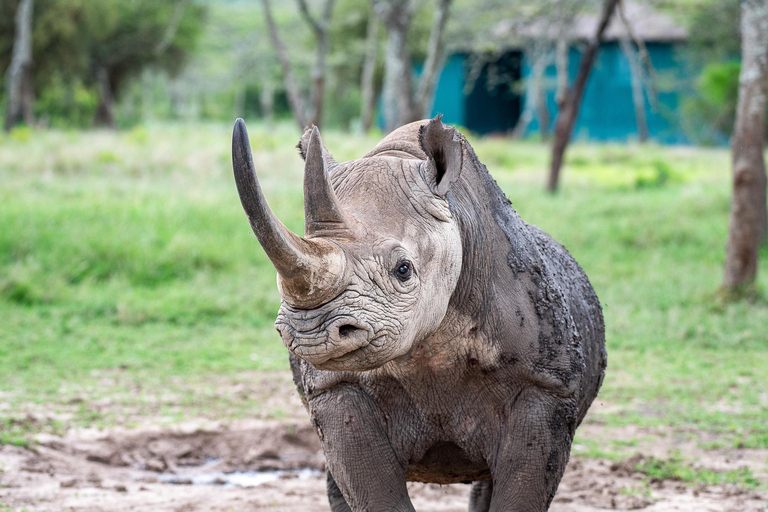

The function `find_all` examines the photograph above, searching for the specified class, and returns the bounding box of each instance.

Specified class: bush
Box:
[681,61,768,145]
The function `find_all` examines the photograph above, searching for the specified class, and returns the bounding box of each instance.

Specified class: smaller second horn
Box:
[303,127,351,238]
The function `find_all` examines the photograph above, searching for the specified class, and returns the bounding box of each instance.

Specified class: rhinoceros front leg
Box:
[310,383,414,512]
[487,388,577,512]
[327,471,352,511]
[469,480,493,512]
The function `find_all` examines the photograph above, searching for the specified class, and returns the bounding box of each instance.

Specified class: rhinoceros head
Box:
[232,117,464,371]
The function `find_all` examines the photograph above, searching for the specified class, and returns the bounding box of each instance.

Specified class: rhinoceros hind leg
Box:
[327,471,352,512]
[469,480,493,512]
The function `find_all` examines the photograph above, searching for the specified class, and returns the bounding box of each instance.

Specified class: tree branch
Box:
[154,0,190,56]
[296,0,323,36]
[617,0,659,110]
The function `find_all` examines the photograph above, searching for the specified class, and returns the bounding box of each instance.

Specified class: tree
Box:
[86,0,205,127]
[262,0,309,129]
[547,0,620,193]
[360,1,380,132]
[512,43,552,139]
[262,0,335,129]
[722,0,768,293]
[297,0,336,128]
[373,0,453,131]
[618,35,648,142]
[4,0,35,131]
[0,0,205,128]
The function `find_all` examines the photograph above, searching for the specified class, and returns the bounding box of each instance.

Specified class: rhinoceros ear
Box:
[418,115,463,197]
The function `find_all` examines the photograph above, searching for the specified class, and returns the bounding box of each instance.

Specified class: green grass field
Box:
[1,122,767,455]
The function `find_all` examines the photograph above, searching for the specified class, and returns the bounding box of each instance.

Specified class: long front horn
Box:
[303,127,350,237]
[232,119,345,308]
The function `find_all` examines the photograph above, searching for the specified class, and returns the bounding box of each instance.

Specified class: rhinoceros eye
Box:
[394,260,413,281]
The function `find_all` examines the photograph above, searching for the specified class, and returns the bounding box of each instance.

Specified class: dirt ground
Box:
[1,379,766,511]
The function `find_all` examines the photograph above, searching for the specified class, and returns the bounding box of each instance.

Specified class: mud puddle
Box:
[157,463,322,488]
[0,419,766,511]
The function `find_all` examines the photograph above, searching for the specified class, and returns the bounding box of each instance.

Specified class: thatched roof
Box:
[494,2,688,44]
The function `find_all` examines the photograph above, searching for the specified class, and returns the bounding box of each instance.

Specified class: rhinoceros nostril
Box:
[338,324,359,338]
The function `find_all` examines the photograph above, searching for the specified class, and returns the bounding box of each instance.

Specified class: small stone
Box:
[60,478,77,488]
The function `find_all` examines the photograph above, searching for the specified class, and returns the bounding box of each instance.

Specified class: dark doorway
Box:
[464,51,522,135]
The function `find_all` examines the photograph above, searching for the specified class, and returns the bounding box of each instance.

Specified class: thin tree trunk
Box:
[415,0,452,118]
[154,0,190,56]
[619,36,649,142]
[512,95,535,139]
[536,71,551,141]
[297,0,335,128]
[360,4,379,133]
[555,36,568,109]
[94,66,115,128]
[723,0,768,292]
[375,0,416,132]
[260,79,275,126]
[547,0,620,193]
[262,0,309,129]
[513,48,548,139]
[4,0,35,131]
[617,0,659,111]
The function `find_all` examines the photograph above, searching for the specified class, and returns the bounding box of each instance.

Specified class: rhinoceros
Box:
[231,116,606,511]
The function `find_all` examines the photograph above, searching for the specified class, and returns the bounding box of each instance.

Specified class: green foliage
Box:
[676,0,741,67]
[681,61,741,143]
[8,125,33,142]
[35,75,99,128]
[0,123,767,435]
[681,60,768,144]
[0,0,206,128]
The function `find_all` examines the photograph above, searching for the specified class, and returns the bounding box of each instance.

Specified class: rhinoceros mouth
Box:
[275,315,379,367]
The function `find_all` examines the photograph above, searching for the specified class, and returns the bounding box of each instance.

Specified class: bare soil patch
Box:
[1,418,766,511]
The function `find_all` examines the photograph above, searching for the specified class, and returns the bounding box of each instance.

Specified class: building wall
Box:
[427,43,689,144]
[526,42,687,144]
[425,54,467,127]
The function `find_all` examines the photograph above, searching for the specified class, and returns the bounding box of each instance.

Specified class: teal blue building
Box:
[426,3,689,143]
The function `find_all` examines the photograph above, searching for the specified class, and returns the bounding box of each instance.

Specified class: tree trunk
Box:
[297,0,335,128]
[94,66,116,128]
[617,0,659,111]
[512,48,548,139]
[263,0,309,129]
[376,0,416,132]
[723,0,768,292]
[414,0,452,118]
[555,36,568,109]
[360,4,379,133]
[547,0,620,193]
[4,0,35,131]
[536,66,551,141]
[619,36,649,143]
[260,79,275,126]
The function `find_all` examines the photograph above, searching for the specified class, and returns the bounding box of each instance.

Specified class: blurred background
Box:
[1,0,767,510]
[0,0,750,140]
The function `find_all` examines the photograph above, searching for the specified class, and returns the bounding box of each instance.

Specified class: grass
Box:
[0,121,767,458]
[635,452,763,489]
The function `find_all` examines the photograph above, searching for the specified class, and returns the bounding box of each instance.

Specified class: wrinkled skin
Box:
[232,118,606,511]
